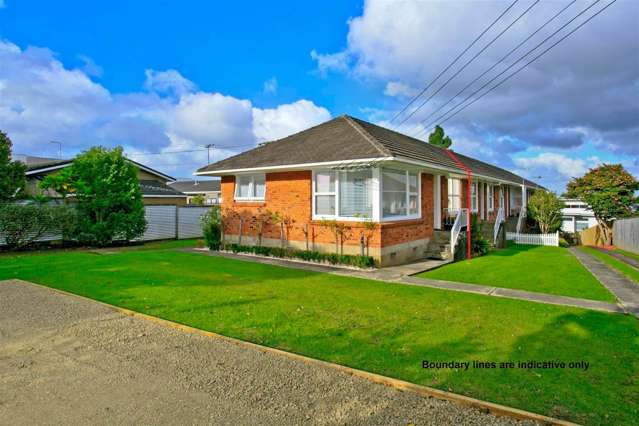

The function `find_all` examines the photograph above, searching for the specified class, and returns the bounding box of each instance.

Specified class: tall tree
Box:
[428,125,452,148]
[41,146,147,246]
[566,164,638,244]
[527,190,564,234]
[0,130,27,201]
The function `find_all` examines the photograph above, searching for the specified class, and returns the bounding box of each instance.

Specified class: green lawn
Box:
[417,244,616,302]
[1,243,637,425]
[580,246,639,284]
[617,249,639,263]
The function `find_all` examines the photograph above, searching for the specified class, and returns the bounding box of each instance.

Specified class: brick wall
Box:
[220,170,436,264]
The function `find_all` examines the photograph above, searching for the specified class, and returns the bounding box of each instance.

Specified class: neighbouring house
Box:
[196,115,541,266]
[16,155,188,206]
[560,198,598,233]
[168,179,221,205]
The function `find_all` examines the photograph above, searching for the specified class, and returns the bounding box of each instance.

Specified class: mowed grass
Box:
[418,244,615,302]
[580,246,639,284]
[0,243,637,425]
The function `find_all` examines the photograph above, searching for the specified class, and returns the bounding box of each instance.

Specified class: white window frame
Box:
[234,173,266,201]
[470,181,478,213]
[311,167,420,222]
[487,184,494,212]
[381,168,421,222]
[448,178,462,210]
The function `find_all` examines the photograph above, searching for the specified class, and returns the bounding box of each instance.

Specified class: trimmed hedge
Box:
[222,243,375,269]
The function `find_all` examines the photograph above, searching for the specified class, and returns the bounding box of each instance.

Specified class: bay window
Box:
[235,174,265,200]
[382,168,419,218]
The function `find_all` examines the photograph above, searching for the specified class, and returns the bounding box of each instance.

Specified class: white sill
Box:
[234,197,265,202]
[381,214,420,222]
[312,215,375,222]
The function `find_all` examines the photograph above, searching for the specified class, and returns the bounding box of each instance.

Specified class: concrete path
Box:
[570,247,639,317]
[593,247,639,270]
[0,279,526,426]
[189,249,626,315]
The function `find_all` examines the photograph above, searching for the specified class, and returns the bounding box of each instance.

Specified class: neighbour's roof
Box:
[168,179,220,193]
[197,115,541,188]
[19,154,176,182]
[139,180,186,197]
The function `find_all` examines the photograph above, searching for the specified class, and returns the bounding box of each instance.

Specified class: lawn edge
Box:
[7,278,578,426]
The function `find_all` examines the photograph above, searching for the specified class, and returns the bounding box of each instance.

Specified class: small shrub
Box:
[0,203,76,250]
[201,207,222,250]
[559,237,570,248]
[221,243,375,268]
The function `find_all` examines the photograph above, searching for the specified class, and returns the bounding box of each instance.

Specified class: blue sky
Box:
[1,0,637,192]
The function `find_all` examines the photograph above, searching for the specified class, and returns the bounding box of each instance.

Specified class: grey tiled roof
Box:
[168,180,220,193]
[139,180,186,197]
[197,115,541,187]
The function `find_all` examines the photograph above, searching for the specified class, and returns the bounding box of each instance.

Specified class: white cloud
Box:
[77,54,103,78]
[0,39,332,178]
[263,77,278,94]
[252,100,331,142]
[0,1,6,9]
[514,153,602,179]
[310,49,350,76]
[383,81,418,98]
[144,69,196,97]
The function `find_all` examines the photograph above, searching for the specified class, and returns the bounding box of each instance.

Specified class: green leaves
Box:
[527,190,564,234]
[0,130,27,201]
[427,125,452,148]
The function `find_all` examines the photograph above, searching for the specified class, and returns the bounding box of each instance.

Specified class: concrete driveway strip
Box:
[0,280,528,426]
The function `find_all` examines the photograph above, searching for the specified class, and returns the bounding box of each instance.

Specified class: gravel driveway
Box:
[0,279,526,425]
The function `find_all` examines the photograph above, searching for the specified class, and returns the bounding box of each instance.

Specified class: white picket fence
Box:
[506,231,559,247]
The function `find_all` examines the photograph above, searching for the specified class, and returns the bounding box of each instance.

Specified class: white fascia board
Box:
[25,163,72,175]
[143,195,188,198]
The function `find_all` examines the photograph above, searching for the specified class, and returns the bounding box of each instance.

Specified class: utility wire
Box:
[388,0,520,125]
[396,0,540,129]
[411,0,577,134]
[125,144,255,157]
[415,0,612,137]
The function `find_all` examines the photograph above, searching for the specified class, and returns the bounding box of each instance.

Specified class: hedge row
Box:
[222,243,375,269]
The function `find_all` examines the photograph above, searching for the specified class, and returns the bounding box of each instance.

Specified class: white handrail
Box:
[450,208,468,258]
[515,206,526,234]
[493,206,504,244]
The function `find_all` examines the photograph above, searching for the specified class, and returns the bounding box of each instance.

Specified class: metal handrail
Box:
[450,208,468,258]
[493,206,504,244]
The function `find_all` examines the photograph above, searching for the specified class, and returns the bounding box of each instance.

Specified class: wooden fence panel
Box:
[613,217,639,254]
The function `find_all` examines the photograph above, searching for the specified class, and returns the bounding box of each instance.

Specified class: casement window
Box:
[487,184,494,211]
[382,168,419,218]
[470,182,478,212]
[338,169,373,217]
[448,178,461,210]
[314,171,336,215]
[234,174,265,200]
[313,169,374,218]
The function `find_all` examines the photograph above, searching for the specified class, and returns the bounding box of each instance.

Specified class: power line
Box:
[388,0,520,125]
[416,0,612,137]
[125,143,255,157]
[396,0,540,129]
[412,0,577,132]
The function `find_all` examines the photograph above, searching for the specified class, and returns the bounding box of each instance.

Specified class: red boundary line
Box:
[444,150,473,259]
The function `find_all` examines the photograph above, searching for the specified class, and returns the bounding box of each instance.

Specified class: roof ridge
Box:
[342,115,392,157]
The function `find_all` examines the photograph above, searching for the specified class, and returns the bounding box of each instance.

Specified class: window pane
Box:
[315,195,335,215]
[237,175,251,198]
[382,191,407,217]
[383,169,406,191]
[409,194,418,215]
[339,169,373,217]
[253,174,265,198]
[315,171,335,193]
[409,172,418,193]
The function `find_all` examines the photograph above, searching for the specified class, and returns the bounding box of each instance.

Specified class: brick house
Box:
[196,116,540,266]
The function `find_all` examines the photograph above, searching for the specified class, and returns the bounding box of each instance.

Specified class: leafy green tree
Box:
[527,190,564,234]
[566,164,638,244]
[428,125,452,148]
[201,207,222,250]
[190,194,205,205]
[40,167,75,203]
[41,146,146,246]
[0,130,27,200]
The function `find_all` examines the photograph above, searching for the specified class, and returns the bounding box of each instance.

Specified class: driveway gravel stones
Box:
[0,279,531,425]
